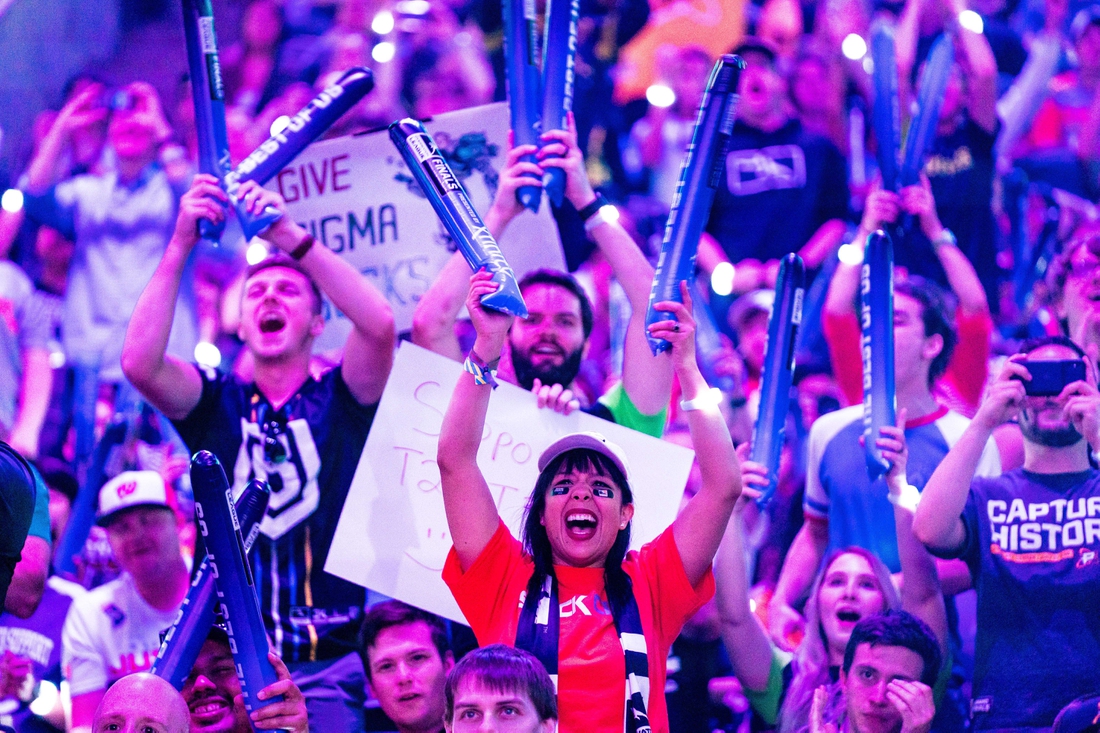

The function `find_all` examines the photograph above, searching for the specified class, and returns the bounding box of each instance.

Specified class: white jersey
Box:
[61,572,179,695]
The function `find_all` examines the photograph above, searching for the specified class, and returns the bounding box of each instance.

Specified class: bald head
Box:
[93,673,190,733]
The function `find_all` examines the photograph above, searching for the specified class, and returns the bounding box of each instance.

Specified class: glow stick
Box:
[750,255,805,508]
[191,452,281,714]
[870,22,901,192]
[502,0,543,211]
[860,231,896,479]
[539,0,579,207]
[644,55,744,354]
[390,119,528,317]
[182,0,280,241]
[151,480,270,690]
[899,35,953,186]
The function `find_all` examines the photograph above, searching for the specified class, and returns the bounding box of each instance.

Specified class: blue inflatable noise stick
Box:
[860,231,896,480]
[182,0,280,242]
[751,254,805,508]
[645,55,745,355]
[503,0,543,212]
[151,480,270,690]
[191,452,281,715]
[539,0,579,207]
[390,119,528,318]
[870,21,901,193]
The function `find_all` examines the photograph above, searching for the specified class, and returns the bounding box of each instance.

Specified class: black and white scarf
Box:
[516,574,651,733]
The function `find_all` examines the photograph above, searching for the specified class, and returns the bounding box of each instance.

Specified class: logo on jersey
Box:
[725,145,807,196]
[233,416,322,540]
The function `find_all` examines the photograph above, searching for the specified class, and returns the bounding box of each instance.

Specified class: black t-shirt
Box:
[922,117,1001,305]
[934,468,1100,730]
[706,118,849,263]
[0,442,36,614]
[173,366,378,662]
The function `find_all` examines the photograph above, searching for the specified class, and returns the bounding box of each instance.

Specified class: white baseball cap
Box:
[537,431,632,482]
[97,470,171,525]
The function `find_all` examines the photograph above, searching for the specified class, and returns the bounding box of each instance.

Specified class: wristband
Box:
[888,483,921,513]
[680,387,723,412]
[583,205,618,234]
[931,228,957,251]
[290,234,315,260]
[577,193,609,223]
[464,350,499,388]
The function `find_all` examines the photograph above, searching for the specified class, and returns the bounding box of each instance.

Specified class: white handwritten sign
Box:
[273,102,565,349]
[325,343,695,624]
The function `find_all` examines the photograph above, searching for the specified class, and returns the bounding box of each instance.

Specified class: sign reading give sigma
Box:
[270,102,565,349]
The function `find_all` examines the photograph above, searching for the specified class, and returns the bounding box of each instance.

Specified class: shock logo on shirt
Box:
[725,145,807,196]
[233,416,322,540]
[515,590,612,617]
[987,497,1100,562]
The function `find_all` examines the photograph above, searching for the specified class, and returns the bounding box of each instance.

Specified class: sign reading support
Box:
[325,343,695,624]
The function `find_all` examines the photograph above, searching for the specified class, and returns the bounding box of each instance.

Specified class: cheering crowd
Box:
[2,0,1100,731]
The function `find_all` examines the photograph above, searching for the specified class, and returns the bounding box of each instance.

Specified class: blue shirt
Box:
[936,468,1100,730]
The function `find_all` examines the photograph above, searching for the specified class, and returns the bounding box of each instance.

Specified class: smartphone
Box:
[1022,359,1087,396]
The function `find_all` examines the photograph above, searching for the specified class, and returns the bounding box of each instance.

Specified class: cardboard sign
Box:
[325,343,694,624]
[275,102,565,349]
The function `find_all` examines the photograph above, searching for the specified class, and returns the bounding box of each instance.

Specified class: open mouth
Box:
[531,343,564,360]
[259,312,286,334]
[565,511,598,540]
[836,609,861,624]
[190,697,231,720]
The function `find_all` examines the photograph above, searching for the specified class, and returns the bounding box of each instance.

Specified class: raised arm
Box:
[541,114,672,415]
[120,175,222,420]
[714,450,777,692]
[901,175,988,315]
[914,357,1027,551]
[411,140,542,360]
[238,181,396,405]
[8,346,52,459]
[25,84,106,194]
[437,271,517,570]
[651,283,742,586]
[878,412,948,648]
[948,0,998,133]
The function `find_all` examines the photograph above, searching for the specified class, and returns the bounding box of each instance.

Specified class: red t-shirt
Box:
[442,520,714,733]
[823,306,991,417]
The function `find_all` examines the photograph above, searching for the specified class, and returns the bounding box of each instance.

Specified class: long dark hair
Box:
[521,449,634,618]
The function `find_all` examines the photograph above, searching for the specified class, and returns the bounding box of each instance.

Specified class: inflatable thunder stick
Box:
[181,0,280,241]
[899,35,953,187]
[226,67,374,190]
[151,480,270,690]
[390,119,528,318]
[645,55,745,354]
[539,0,579,207]
[861,231,897,480]
[870,22,901,193]
[191,453,282,713]
[750,254,805,508]
[503,0,543,212]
